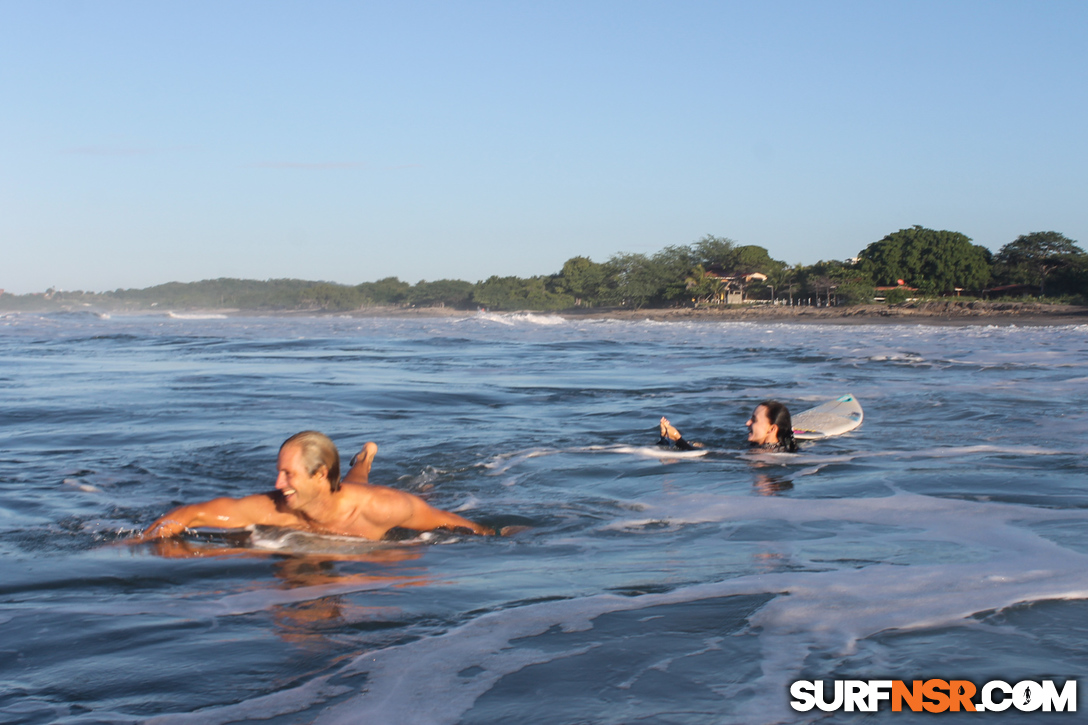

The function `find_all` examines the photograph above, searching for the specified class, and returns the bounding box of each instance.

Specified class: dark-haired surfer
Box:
[137,431,493,541]
[659,400,798,453]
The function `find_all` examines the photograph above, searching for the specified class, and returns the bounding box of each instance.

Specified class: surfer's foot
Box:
[343,442,378,484]
[659,417,683,442]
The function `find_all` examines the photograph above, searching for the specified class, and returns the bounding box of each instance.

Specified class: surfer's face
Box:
[276,443,328,509]
[746,405,778,446]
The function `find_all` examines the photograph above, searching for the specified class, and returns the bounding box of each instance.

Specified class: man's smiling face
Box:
[275,442,328,509]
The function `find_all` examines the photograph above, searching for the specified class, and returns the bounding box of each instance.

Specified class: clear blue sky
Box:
[2,0,1085,294]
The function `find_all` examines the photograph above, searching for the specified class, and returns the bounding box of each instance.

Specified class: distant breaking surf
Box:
[166,311,228,319]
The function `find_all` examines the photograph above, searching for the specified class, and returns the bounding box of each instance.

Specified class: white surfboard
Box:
[247,525,391,554]
[791,394,864,440]
[591,444,709,459]
[628,445,709,459]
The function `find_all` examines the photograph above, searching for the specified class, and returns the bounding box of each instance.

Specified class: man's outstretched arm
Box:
[362,486,494,537]
[137,494,279,540]
[404,497,495,536]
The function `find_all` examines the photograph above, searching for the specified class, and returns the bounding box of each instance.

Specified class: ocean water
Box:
[1,311,1087,724]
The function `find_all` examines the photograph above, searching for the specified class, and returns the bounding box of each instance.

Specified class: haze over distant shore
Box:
[182,300,1088,326]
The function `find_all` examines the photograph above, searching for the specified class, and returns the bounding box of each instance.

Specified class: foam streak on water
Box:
[1,314,1086,724]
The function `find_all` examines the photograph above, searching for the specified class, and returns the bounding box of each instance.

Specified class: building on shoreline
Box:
[703,269,768,304]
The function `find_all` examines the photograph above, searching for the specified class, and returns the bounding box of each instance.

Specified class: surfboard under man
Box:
[137,431,493,541]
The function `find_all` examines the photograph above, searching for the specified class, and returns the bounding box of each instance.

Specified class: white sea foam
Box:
[166,311,229,319]
[395,465,447,491]
[144,675,352,725]
[61,478,101,493]
[474,311,567,326]
[481,447,558,475]
[451,494,483,513]
[485,444,711,471]
[485,444,1067,478]
[138,492,1088,725]
[160,556,1088,725]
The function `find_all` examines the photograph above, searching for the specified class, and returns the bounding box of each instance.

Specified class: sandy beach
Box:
[12,300,1085,325]
[336,300,1088,326]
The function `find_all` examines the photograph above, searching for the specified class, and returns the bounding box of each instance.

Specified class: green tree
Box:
[105,277,326,309]
[728,245,786,300]
[652,245,700,301]
[681,264,724,304]
[857,226,990,295]
[599,253,664,308]
[472,276,573,310]
[797,261,874,305]
[993,232,1085,296]
[407,279,475,308]
[1050,254,1088,300]
[766,264,803,303]
[882,287,910,304]
[300,282,366,310]
[831,265,876,305]
[598,250,695,308]
[356,277,410,305]
[692,235,738,269]
[732,245,783,277]
[551,256,608,306]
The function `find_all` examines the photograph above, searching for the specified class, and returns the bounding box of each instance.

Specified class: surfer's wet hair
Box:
[758,401,797,453]
[281,431,342,492]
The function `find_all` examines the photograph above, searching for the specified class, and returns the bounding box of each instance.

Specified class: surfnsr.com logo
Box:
[790,679,1076,713]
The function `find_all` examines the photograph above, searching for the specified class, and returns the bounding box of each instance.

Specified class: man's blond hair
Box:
[280,431,342,492]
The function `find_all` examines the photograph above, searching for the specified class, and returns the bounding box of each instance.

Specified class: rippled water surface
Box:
[2,311,1087,724]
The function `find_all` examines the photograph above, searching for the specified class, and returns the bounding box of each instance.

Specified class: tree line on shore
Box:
[5,226,1086,312]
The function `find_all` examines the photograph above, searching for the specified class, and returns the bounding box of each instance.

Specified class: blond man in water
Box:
[138,431,493,541]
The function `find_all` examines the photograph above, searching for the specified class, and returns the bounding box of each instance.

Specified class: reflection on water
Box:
[268,554,429,650]
[1,313,1087,724]
[752,472,794,496]
[139,531,433,652]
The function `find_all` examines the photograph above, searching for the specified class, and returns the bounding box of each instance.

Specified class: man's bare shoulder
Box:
[336,482,489,536]
[200,492,298,527]
[339,482,410,506]
[339,482,414,520]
